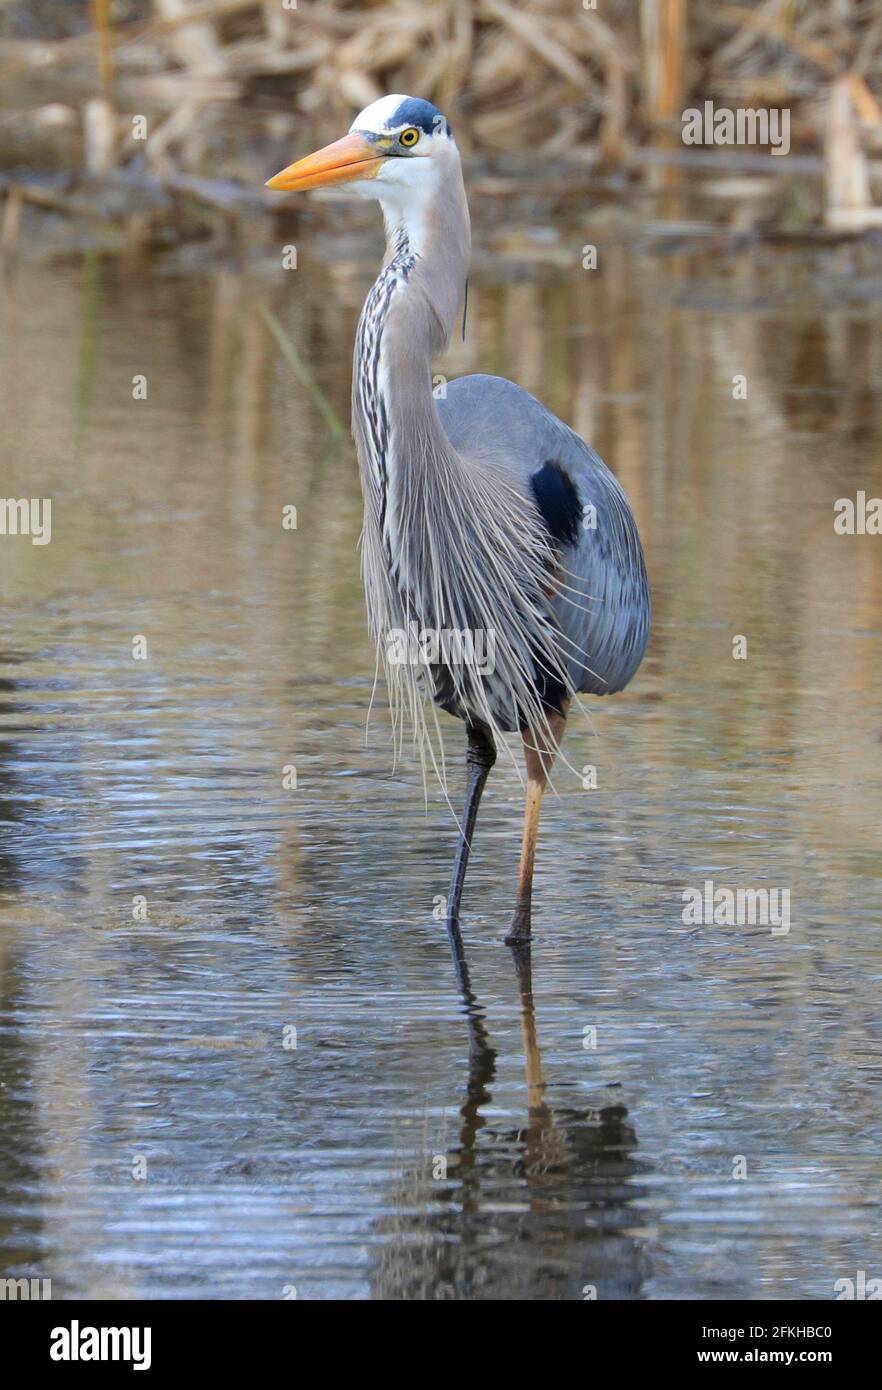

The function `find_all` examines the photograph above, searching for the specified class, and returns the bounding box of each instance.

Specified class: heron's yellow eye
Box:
[399,127,419,148]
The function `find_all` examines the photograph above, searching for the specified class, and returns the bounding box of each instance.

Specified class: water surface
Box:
[1,225,881,1299]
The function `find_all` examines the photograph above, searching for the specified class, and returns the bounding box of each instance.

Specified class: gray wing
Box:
[436,374,650,696]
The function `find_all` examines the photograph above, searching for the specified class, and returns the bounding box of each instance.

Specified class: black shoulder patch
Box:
[391,97,451,138]
[530,460,582,547]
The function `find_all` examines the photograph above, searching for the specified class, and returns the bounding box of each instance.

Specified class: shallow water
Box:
[1,227,881,1299]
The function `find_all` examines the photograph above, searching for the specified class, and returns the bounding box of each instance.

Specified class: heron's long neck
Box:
[352,173,470,566]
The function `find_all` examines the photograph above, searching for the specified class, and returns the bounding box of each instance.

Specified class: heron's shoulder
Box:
[437,374,612,486]
[439,373,547,419]
[437,374,564,459]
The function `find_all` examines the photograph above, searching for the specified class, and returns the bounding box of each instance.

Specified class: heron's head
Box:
[266,95,460,230]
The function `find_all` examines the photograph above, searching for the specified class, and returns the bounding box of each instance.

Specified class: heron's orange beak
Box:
[265,133,384,192]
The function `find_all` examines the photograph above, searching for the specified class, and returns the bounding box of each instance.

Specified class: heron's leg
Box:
[445,723,497,928]
[505,708,568,944]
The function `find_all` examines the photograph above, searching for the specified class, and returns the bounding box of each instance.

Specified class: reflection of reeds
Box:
[258,302,347,441]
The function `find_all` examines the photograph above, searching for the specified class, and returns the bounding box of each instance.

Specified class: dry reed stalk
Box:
[83,95,116,171]
[824,74,882,231]
[261,0,289,47]
[640,0,687,128]
[90,0,115,93]
[711,1,837,72]
[1,184,24,264]
[153,0,224,72]
[479,0,589,89]
[86,0,117,171]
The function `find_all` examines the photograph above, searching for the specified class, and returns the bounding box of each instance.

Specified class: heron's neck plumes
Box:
[351,158,471,556]
[351,159,569,784]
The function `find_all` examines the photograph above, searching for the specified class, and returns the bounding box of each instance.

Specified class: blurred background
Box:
[1,1,881,1302]
[3,0,882,257]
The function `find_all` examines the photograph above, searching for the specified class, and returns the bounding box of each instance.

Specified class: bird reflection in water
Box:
[372,924,651,1300]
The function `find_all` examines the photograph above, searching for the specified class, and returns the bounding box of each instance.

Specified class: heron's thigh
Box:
[522,706,568,786]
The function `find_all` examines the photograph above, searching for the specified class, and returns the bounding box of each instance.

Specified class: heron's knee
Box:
[466,724,497,771]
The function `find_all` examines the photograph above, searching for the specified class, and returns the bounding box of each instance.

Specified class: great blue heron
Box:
[267,95,650,944]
